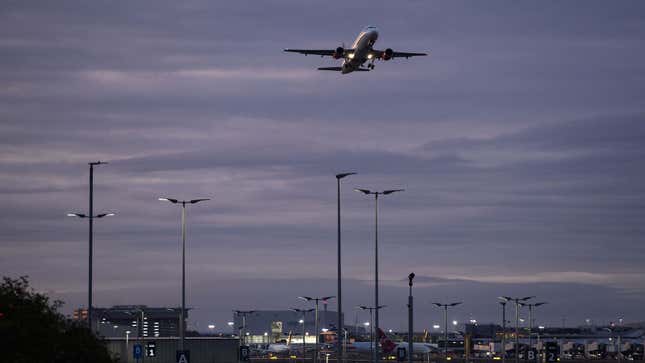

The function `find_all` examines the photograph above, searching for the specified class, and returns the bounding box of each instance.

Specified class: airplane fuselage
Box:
[342,26,379,74]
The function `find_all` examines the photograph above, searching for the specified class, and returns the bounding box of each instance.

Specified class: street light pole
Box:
[500,301,507,363]
[499,296,534,363]
[359,305,386,363]
[67,161,111,332]
[160,197,210,351]
[408,273,415,363]
[519,302,547,362]
[336,172,356,363]
[234,310,256,352]
[299,296,335,363]
[355,188,404,363]
[292,308,315,363]
[432,302,462,360]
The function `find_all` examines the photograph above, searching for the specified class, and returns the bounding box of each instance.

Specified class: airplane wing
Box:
[317,67,369,72]
[285,49,336,56]
[284,48,355,57]
[369,49,428,59]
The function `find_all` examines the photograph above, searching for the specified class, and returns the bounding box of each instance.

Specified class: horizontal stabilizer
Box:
[317,67,343,71]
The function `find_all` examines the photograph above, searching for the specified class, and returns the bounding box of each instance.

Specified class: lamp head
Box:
[336,172,357,179]
[190,198,210,204]
[382,189,404,195]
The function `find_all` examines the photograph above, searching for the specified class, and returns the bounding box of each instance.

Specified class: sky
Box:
[1,0,645,332]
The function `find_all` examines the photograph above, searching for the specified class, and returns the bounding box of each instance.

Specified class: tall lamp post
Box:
[67,160,112,332]
[234,310,256,348]
[292,308,315,363]
[359,305,386,362]
[355,187,404,363]
[336,172,356,363]
[499,301,507,363]
[408,273,415,363]
[499,296,534,363]
[432,302,462,360]
[519,301,547,360]
[299,296,335,363]
[159,197,210,351]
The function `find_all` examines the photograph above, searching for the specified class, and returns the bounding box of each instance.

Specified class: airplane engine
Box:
[382,48,394,60]
[333,47,344,59]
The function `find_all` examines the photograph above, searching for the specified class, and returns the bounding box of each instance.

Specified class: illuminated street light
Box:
[358,305,386,362]
[298,296,335,363]
[499,296,534,363]
[336,172,356,363]
[355,187,404,363]
[433,302,462,359]
[66,160,112,332]
[292,307,315,363]
[160,196,209,350]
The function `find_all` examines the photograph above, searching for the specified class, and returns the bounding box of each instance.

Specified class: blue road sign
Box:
[133,344,143,359]
[177,350,190,363]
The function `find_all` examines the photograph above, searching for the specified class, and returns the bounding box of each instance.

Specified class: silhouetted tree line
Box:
[0,276,114,363]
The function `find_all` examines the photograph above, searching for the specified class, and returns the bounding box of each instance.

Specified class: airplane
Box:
[347,329,438,356]
[284,26,427,74]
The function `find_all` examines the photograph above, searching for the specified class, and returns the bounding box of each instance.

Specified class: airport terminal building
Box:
[73,305,184,338]
[234,310,344,343]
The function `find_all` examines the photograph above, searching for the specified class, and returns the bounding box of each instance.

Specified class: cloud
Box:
[1,0,645,330]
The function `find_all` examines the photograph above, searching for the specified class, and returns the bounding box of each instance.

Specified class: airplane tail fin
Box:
[377,328,397,353]
[317,67,343,71]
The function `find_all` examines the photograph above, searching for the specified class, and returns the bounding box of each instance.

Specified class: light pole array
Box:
[67,160,113,332]
[354,187,404,363]
[159,197,210,351]
[519,301,547,359]
[299,296,335,363]
[358,305,386,362]
[499,296,534,363]
[292,308,315,363]
[432,302,462,360]
[336,172,356,363]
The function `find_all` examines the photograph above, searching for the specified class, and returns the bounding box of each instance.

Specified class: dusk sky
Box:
[1,1,644,332]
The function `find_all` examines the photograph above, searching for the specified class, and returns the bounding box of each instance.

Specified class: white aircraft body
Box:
[284,26,427,74]
[347,329,438,355]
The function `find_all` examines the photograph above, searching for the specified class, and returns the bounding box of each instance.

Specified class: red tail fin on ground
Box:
[377,328,397,353]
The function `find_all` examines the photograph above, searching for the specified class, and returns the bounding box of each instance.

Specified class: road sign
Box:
[146,341,156,357]
[544,342,559,363]
[133,344,143,359]
[177,350,190,363]
[240,345,250,361]
[397,347,407,362]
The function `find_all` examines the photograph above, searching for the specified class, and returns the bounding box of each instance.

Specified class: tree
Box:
[0,276,114,363]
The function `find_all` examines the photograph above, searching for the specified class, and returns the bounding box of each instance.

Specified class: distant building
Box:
[233,310,342,336]
[73,305,184,338]
[465,323,500,338]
